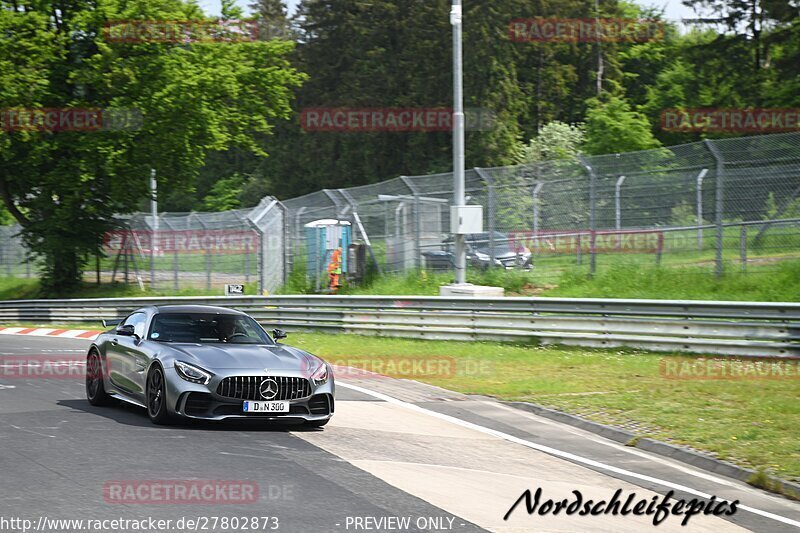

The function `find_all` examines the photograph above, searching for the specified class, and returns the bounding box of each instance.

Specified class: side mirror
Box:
[116,324,136,337]
[272,328,287,341]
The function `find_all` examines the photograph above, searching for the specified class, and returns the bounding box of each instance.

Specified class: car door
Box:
[106,312,149,401]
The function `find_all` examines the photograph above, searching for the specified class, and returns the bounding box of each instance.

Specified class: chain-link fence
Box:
[1,131,799,292]
[0,196,287,294]
[284,131,800,282]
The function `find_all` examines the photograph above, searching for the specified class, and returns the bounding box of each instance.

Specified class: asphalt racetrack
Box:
[1,335,799,532]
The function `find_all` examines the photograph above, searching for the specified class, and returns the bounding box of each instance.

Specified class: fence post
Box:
[473,168,496,266]
[615,176,626,232]
[740,225,747,273]
[579,157,597,277]
[280,201,289,288]
[400,176,423,269]
[323,189,345,219]
[703,140,725,278]
[615,176,626,251]
[245,244,251,285]
[205,250,211,291]
[696,168,708,250]
[173,247,179,291]
[532,182,544,255]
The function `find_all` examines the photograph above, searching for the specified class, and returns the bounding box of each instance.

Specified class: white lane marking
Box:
[0,328,25,334]
[489,402,790,500]
[338,382,800,529]
[4,423,56,439]
[0,384,16,390]
[59,330,87,338]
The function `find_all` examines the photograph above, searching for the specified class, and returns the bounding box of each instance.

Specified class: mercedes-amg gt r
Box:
[85,305,334,426]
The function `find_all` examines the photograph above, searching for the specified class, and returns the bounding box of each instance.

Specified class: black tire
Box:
[304,418,330,428]
[146,365,172,425]
[86,350,112,406]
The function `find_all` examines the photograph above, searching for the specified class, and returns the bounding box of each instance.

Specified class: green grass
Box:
[288,332,800,481]
[336,258,800,301]
[3,252,800,302]
[0,277,40,300]
[546,260,800,301]
[0,278,258,300]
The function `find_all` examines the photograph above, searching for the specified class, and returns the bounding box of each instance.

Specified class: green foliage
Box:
[0,0,306,292]
[514,121,585,165]
[280,254,313,294]
[764,191,800,220]
[670,201,704,227]
[583,95,661,154]
[0,204,13,225]
[201,173,247,212]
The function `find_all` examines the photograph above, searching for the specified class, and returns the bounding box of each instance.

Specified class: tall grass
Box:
[335,259,800,301]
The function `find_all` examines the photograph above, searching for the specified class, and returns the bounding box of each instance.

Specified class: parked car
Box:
[422,232,531,270]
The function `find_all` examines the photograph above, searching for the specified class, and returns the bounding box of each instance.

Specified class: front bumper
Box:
[164,367,335,422]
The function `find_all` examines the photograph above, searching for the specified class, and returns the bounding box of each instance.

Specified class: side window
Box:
[122,313,147,338]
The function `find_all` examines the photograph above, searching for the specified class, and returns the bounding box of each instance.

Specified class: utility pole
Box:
[150,169,158,290]
[451,0,466,284]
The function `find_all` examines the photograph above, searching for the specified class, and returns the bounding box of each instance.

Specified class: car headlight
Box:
[475,252,490,262]
[311,363,330,386]
[174,361,212,385]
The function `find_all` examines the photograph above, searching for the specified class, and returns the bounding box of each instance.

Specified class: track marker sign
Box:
[225,284,244,296]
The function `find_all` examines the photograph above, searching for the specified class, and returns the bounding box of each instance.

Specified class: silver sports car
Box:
[85,305,334,427]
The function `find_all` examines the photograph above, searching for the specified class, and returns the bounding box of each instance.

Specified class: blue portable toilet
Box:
[305,219,352,292]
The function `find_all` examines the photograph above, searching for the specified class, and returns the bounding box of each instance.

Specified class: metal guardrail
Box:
[0,295,797,358]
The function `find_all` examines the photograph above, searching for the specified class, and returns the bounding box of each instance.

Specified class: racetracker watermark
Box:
[661,108,800,133]
[103,19,259,43]
[509,18,665,43]
[510,229,664,255]
[660,357,800,380]
[102,480,276,504]
[327,357,492,380]
[0,108,142,133]
[104,229,260,255]
[0,356,93,380]
[300,108,496,132]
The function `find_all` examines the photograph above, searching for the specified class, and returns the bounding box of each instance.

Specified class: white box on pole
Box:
[450,205,483,234]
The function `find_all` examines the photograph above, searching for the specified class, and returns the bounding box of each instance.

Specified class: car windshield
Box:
[148,313,274,345]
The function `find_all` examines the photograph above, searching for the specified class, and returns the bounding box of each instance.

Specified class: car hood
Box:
[158,343,320,372]
[476,250,518,260]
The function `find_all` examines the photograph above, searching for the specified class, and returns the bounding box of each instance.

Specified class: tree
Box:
[201,174,247,212]
[249,0,291,40]
[515,121,585,164]
[221,0,245,20]
[0,0,305,291]
[583,95,661,154]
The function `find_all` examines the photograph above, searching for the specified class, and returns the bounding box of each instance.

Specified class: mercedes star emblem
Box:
[259,378,279,400]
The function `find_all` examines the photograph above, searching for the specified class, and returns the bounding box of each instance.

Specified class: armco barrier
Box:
[0,295,797,357]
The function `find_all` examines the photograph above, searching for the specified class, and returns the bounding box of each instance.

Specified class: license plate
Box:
[243,401,289,413]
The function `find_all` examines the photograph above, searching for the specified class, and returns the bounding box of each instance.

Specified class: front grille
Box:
[309,394,333,415]
[216,376,312,401]
[213,404,309,416]
[185,392,213,416]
